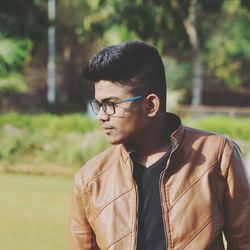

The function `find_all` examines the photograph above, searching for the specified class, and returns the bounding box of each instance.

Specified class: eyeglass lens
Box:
[91,101,115,115]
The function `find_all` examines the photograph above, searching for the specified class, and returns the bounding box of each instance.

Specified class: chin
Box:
[107,137,123,145]
[105,134,127,145]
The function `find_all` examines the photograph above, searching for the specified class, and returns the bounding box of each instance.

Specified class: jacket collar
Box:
[120,112,185,162]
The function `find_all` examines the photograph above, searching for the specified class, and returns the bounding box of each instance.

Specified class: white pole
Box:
[47,0,56,104]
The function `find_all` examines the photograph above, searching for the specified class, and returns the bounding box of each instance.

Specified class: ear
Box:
[145,94,160,117]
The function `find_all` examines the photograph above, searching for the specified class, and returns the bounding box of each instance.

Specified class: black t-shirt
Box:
[132,151,170,250]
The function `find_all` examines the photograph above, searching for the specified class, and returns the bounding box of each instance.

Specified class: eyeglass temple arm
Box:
[114,96,143,105]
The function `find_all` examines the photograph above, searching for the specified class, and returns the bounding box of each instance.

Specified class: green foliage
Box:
[205,0,250,88]
[73,0,188,50]
[0,0,47,42]
[167,89,185,112]
[104,25,139,44]
[70,0,250,94]
[185,115,250,159]
[1,113,249,176]
[0,34,33,92]
[164,57,192,90]
[0,73,27,92]
[0,113,109,173]
[185,115,250,141]
[0,35,32,70]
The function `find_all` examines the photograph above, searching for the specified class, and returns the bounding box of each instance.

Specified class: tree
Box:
[0,0,47,94]
[72,0,250,106]
[0,34,33,92]
[205,0,250,88]
[0,0,47,43]
[72,0,223,106]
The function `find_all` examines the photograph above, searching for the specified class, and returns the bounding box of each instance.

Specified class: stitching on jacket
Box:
[107,230,133,249]
[164,184,175,249]
[169,161,218,209]
[85,154,121,185]
[92,188,133,223]
[182,216,213,249]
[129,175,136,250]
[120,150,136,250]
[120,153,133,181]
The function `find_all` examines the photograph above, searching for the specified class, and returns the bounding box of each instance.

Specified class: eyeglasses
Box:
[90,96,143,115]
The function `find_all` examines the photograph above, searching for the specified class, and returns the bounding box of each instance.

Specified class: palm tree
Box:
[0,34,32,92]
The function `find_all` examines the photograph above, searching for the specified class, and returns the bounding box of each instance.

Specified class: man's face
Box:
[94,80,147,145]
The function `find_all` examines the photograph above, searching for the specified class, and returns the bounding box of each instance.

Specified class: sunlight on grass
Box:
[0,174,73,250]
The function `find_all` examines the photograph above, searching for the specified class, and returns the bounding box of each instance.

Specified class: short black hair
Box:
[82,40,167,111]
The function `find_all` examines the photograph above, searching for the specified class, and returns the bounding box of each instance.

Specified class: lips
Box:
[102,124,113,129]
[102,125,114,132]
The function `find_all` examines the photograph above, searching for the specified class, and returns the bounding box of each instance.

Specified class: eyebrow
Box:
[96,97,120,103]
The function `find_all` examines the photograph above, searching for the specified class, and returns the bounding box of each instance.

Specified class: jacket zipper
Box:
[129,157,139,250]
[159,141,178,250]
[132,179,139,250]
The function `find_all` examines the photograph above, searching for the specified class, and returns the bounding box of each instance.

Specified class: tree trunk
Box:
[192,49,203,106]
[171,0,204,108]
[183,0,204,108]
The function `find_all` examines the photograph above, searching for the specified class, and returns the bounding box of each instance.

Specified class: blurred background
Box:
[0,0,250,249]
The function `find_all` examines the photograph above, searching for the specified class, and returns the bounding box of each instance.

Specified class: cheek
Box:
[120,114,146,135]
[111,105,146,131]
[107,115,146,144]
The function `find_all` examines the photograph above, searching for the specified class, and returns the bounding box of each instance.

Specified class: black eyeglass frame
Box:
[89,95,144,115]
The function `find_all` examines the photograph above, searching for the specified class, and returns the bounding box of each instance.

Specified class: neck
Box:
[125,113,171,167]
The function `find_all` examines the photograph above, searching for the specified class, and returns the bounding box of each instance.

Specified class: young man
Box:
[69,41,250,250]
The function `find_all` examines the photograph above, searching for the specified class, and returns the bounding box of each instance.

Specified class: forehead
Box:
[94,80,132,101]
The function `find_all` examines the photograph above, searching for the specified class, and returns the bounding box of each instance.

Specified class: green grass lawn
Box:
[0,174,73,250]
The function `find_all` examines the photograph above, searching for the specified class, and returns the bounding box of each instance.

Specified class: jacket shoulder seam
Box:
[85,154,121,185]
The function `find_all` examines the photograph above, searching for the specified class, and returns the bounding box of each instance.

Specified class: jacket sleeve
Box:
[68,173,99,250]
[222,140,250,249]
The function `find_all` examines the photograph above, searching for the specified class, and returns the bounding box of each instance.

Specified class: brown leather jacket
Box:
[69,113,250,250]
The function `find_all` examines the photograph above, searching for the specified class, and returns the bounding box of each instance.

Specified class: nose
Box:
[97,106,110,121]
